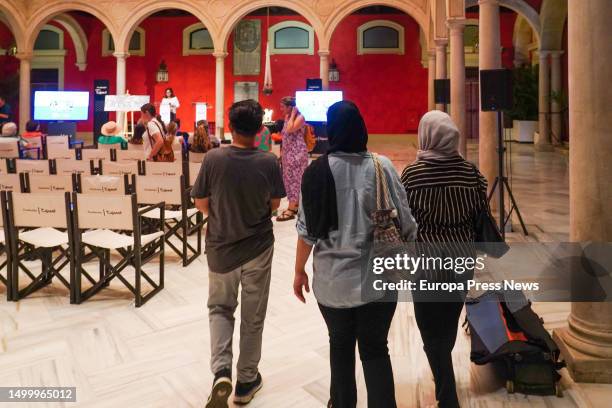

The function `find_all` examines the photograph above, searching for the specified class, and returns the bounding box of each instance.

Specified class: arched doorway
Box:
[328,5,428,135]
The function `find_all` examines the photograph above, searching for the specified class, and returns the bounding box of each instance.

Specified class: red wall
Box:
[330,13,427,133]
[0,22,20,125]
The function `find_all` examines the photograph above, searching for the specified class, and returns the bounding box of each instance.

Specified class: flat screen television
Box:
[295,91,343,122]
[34,91,90,121]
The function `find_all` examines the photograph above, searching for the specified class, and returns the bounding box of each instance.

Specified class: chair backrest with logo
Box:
[101,161,139,176]
[188,151,205,164]
[135,175,182,206]
[55,159,94,176]
[115,150,143,163]
[74,193,135,231]
[81,149,112,162]
[0,140,20,159]
[189,162,201,186]
[15,159,51,175]
[142,161,182,177]
[26,174,74,195]
[0,174,22,192]
[10,192,69,228]
[79,175,129,195]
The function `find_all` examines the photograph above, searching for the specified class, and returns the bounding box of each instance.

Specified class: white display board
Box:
[159,104,171,124]
[104,95,150,112]
[195,103,207,122]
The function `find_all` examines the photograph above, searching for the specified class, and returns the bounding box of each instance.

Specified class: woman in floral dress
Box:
[277,96,308,221]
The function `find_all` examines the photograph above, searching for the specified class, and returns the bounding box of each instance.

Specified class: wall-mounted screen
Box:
[295,91,343,122]
[34,91,90,121]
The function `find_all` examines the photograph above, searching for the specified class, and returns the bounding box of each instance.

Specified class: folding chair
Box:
[46,134,83,150]
[115,150,144,163]
[188,161,202,186]
[100,161,139,177]
[75,174,132,195]
[15,159,52,176]
[21,135,42,159]
[54,159,96,176]
[23,173,75,194]
[71,193,165,307]
[0,159,8,175]
[47,147,76,161]
[136,175,204,266]
[0,191,12,300]
[0,141,20,159]
[0,174,22,192]
[80,148,112,162]
[140,161,183,178]
[3,191,73,301]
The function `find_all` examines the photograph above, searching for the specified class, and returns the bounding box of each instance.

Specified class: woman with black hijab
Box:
[293,101,417,408]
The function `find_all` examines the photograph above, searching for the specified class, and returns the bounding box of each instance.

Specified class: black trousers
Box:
[319,301,397,408]
[413,301,464,408]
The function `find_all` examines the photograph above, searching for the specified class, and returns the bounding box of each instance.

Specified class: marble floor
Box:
[0,137,609,408]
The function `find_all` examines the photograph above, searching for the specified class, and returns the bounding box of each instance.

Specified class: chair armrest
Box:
[138,201,165,216]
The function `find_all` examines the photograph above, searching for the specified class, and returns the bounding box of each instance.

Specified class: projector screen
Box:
[34,91,90,121]
[296,91,343,122]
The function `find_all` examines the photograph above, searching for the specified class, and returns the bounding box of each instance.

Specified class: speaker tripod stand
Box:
[488,111,528,239]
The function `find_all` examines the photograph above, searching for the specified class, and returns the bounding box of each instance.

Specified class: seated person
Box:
[130,122,146,145]
[99,121,127,148]
[166,121,183,152]
[1,122,30,147]
[189,120,213,153]
[22,120,43,139]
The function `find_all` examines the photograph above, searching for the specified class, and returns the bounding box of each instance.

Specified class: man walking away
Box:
[192,100,286,407]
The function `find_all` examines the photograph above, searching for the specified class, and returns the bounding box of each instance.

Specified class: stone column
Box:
[114,52,129,127]
[319,50,330,90]
[427,50,436,111]
[435,40,448,112]
[449,19,467,157]
[552,0,612,384]
[113,52,129,95]
[550,50,564,145]
[536,51,553,150]
[214,51,228,141]
[16,52,33,133]
[478,0,502,199]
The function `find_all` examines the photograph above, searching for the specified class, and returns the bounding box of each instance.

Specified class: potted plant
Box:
[508,64,539,142]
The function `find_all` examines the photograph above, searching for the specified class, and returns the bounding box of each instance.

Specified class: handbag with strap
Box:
[471,165,510,258]
[371,153,403,246]
[147,120,175,162]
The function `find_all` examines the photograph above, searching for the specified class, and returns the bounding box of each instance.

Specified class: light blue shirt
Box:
[297,152,417,308]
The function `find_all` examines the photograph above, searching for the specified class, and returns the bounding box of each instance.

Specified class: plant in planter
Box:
[507,65,539,142]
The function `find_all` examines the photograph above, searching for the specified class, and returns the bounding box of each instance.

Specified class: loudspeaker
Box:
[480,69,513,111]
[93,80,110,145]
[434,79,450,104]
[306,78,323,91]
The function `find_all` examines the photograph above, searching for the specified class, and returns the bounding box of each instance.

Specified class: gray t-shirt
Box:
[191,146,286,273]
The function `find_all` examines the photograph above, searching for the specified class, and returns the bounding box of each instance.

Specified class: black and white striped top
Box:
[401,155,487,244]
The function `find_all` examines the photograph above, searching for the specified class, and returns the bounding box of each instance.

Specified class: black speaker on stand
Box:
[480,69,527,237]
[434,79,450,111]
[93,80,110,147]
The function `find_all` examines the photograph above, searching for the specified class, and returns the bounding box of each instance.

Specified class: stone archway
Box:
[465,0,540,43]
[539,0,567,51]
[25,1,118,53]
[218,1,325,53]
[0,0,26,51]
[324,0,428,51]
[120,0,219,54]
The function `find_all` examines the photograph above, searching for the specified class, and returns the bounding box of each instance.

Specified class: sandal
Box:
[276,208,298,222]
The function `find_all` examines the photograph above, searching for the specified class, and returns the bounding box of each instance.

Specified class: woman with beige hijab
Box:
[401,111,489,408]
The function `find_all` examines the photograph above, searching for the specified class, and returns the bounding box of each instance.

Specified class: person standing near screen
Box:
[276,96,308,222]
[0,95,12,132]
[161,87,180,123]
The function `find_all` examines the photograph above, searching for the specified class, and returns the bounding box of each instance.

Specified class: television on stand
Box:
[34,91,90,139]
[295,90,343,154]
